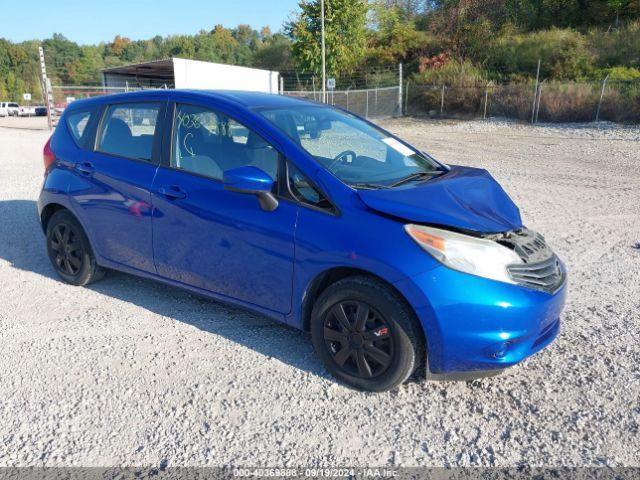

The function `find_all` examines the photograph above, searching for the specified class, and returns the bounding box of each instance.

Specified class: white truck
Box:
[18,105,36,117]
[0,102,20,117]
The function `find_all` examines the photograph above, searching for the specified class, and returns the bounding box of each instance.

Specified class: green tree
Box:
[253,34,294,71]
[287,0,369,76]
[42,34,83,83]
[368,0,438,66]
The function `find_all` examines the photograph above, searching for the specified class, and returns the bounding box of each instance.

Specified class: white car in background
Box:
[18,106,36,117]
[0,102,20,116]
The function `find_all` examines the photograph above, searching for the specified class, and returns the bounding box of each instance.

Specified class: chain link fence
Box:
[49,78,640,124]
[51,85,140,106]
[284,86,401,119]
[52,85,403,120]
[405,80,640,123]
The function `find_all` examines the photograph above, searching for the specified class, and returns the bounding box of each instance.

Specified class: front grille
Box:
[490,227,566,293]
[507,255,566,293]
[498,228,553,264]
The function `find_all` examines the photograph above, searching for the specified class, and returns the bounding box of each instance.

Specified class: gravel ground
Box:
[0,116,639,467]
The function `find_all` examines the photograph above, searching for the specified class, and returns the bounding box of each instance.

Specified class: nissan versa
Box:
[38,90,567,391]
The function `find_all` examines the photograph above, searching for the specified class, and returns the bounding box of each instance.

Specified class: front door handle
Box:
[157,185,187,200]
[75,161,95,175]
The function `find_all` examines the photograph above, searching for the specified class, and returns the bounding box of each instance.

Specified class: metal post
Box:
[366,90,369,118]
[404,80,410,115]
[321,0,326,104]
[440,85,445,115]
[279,75,284,95]
[595,74,609,122]
[534,79,545,124]
[346,88,349,111]
[534,82,541,124]
[398,63,403,116]
[312,76,317,101]
[483,82,491,120]
[531,58,541,124]
[375,86,378,116]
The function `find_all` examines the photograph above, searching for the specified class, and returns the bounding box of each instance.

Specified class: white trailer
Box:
[102,58,280,94]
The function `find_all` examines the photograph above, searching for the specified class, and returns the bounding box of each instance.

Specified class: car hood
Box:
[357,166,522,233]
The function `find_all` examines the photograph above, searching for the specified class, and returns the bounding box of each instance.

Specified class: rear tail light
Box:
[43,136,55,171]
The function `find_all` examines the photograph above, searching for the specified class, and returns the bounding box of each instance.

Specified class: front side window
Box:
[171,103,279,182]
[260,106,445,188]
[287,162,332,210]
[98,103,160,161]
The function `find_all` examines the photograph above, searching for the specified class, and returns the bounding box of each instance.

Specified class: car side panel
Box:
[50,98,166,274]
[68,151,159,272]
[285,199,441,329]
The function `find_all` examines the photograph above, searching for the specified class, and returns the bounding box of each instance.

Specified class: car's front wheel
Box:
[310,276,425,391]
[46,210,104,286]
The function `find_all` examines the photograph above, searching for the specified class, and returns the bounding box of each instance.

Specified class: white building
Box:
[102,58,280,94]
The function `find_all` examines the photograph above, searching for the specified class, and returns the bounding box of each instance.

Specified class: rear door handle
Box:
[157,185,187,200]
[75,161,95,175]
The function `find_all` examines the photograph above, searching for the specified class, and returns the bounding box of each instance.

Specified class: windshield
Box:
[258,105,444,188]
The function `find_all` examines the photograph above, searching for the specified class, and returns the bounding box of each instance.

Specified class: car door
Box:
[68,98,166,273]
[150,100,298,314]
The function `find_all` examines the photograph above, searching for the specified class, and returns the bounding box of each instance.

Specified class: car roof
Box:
[67,89,324,111]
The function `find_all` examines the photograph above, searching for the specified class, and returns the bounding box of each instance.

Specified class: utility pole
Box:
[38,46,56,130]
[321,0,326,104]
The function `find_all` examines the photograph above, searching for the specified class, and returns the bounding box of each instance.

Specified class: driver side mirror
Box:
[223,166,279,212]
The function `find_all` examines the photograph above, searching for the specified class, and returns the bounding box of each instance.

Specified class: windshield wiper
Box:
[350,182,389,190]
[390,171,443,187]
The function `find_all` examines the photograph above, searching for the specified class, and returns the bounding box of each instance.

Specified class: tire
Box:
[310,276,425,392]
[46,210,105,286]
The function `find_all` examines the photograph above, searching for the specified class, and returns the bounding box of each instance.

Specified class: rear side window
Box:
[66,110,94,146]
[98,103,160,161]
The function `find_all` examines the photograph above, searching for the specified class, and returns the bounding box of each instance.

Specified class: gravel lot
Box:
[1,115,639,467]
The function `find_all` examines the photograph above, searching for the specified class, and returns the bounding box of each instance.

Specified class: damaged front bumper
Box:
[393,227,567,376]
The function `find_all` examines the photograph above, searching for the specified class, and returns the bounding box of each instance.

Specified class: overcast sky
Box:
[4,0,299,44]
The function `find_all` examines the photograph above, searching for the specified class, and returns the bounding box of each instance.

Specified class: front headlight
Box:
[405,224,523,284]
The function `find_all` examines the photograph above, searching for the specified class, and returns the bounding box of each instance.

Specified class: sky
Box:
[4,0,300,44]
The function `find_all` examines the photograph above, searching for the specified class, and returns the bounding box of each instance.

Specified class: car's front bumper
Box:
[394,264,567,374]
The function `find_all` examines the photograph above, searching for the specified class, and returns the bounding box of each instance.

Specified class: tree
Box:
[253,34,294,71]
[368,0,438,66]
[287,0,369,76]
[42,34,83,83]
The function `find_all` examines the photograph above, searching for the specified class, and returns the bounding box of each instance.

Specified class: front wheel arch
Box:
[301,268,427,349]
[310,275,427,390]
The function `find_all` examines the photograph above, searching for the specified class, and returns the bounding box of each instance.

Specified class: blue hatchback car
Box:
[38,90,567,391]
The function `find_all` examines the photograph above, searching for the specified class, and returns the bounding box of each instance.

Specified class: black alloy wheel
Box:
[310,276,424,391]
[323,300,394,379]
[49,222,84,276]
[46,210,105,286]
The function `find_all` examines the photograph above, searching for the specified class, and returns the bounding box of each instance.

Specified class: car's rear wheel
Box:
[46,210,104,286]
[310,276,424,392]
